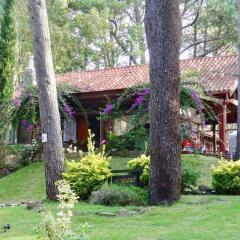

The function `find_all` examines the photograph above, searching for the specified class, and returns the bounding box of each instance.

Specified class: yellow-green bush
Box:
[127,154,200,190]
[212,160,240,194]
[63,131,112,200]
[127,154,150,185]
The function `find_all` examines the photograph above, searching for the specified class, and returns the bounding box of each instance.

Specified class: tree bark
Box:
[235,0,240,160]
[28,0,64,200]
[145,0,181,204]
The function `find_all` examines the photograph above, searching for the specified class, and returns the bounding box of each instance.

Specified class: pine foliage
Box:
[0,0,17,104]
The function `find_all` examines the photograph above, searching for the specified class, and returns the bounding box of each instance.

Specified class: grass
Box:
[0,162,45,202]
[0,154,218,202]
[182,154,219,186]
[0,156,133,202]
[1,195,240,240]
[1,154,235,240]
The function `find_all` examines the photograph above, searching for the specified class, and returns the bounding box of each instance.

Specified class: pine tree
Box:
[28,0,64,200]
[145,0,181,204]
[0,0,17,104]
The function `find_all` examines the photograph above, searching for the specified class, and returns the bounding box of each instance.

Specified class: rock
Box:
[10,203,20,207]
[119,209,127,217]
[96,212,116,217]
[127,211,138,216]
[25,201,45,213]
[138,207,154,214]
[198,185,213,193]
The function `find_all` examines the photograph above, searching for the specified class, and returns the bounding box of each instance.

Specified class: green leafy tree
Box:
[181,0,236,57]
[0,0,17,104]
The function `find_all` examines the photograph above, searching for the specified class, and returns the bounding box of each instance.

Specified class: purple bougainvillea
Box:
[26,125,33,133]
[64,104,76,118]
[21,119,28,126]
[21,120,34,133]
[14,98,21,108]
[191,90,204,113]
[130,87,150,110]
[103,104,113,113]
[191,90,206,127]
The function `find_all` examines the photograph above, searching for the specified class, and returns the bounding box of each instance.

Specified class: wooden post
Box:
[212,123,216,153]
[219,104,227,153]
[100,117,105,143]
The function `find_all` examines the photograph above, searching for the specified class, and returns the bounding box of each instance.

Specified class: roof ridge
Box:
[180,54,237,62]
[58,54,237,76]
[57,64,147,76]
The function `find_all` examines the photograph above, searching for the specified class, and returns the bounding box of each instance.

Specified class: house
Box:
[17,55,239,154]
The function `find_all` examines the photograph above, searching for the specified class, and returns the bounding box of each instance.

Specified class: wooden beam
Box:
[219,104,228,153]
[212,123,216,153]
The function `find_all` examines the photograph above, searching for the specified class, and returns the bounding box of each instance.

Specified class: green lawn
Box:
[0,154,218,202]
[0,156,133,202]
[1,154,237,240]
[1,195,240,240]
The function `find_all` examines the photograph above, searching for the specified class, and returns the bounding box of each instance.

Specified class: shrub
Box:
[127,154,200,190]
[212,160,240,194]
[127,154,150,186]
[63,131,112,200]
[107,134,126,152]
[181,159,200,190]
[0,145,23,176]
[90,184,148,206]
[107,126,149,153]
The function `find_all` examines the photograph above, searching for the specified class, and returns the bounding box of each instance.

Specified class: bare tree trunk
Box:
[133,1,146,64]
[193,22,197,57]
[145,0,181,205]
[235,0,240,160]
[28,0,64,200]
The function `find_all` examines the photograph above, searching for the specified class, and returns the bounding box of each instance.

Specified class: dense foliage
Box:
[90,184,148,206]
[127,154,200,190]
[102,78,212,148]
[9,84,83,134]
[0,0,235,75]
[212,160,240,194]
[64,131,112,200]
[0,144,33,177]
[0,0,16,104]
[107,126,149,153]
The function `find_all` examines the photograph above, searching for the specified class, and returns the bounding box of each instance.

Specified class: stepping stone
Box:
[96,212,116,217]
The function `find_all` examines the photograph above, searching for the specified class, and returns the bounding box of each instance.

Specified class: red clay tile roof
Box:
[56,55,238,95]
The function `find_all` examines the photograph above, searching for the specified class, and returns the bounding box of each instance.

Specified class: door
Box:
[77,116,88,149]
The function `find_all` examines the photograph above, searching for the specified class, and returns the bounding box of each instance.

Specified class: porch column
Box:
[219,104,227,153]
[212,123,216,153]
[100,118,105,143]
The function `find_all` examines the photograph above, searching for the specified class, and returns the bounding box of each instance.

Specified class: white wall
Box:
[63,118,77,143]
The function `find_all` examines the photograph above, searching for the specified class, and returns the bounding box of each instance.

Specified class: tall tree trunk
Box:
[145,0,181,205]
[133,0,146,64]
[28,0,64,200]
[193,22,197,57]
[235,0,240,160]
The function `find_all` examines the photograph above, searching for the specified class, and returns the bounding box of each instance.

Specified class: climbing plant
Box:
[101,73,217,144]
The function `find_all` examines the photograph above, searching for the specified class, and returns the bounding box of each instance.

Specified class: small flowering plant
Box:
[37,180,88,240]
